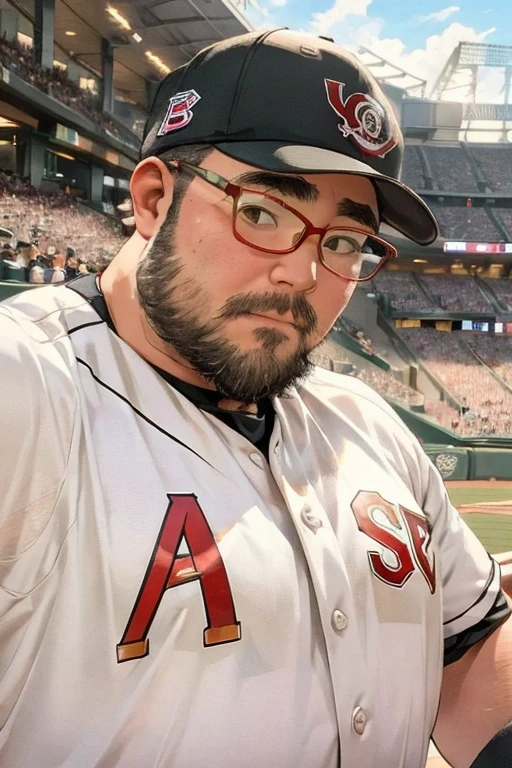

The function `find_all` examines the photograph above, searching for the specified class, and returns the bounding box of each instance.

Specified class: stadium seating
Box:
[428,205,501,242]
[400,146,428,190]
[419,274,492,312]
[0,37,140,146]
[470,145,512,193]
[421,145,478,192]
[493,209,512,240]
[0,173,125,265]
[372,271,436,311]
[399,328,512,437]
[465,333,512,389]
[483,278,512,310]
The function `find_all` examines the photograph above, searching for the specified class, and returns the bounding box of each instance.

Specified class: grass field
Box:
[461,514,512,554]
[446,485,512,554]
[446,487,512,506]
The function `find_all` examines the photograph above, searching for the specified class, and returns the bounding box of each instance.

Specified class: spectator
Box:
[0,37,141,147]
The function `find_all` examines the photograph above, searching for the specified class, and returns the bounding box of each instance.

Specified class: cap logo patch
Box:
[157,90,201,136]
[324,79,397,158]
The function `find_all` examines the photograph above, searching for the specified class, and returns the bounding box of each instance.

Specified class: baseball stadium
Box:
[0,1,511,766]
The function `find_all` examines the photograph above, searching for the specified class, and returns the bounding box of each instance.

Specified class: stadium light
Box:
[107,6,131,31]
[145,51,171,75]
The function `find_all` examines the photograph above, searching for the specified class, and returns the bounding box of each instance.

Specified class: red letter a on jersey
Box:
[117,494,241,663]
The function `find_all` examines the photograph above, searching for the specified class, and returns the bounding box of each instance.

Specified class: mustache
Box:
[217,291,318,335]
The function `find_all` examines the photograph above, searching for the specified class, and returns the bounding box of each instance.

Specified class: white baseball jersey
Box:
[0,282,506,768]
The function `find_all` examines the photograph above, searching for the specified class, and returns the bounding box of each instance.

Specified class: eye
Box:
[322,235,360,255]
[239,205,278,227]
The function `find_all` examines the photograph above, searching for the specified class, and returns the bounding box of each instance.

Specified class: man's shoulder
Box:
[298,365,410,435]
[0,281,98,341]
[303,364,389,406]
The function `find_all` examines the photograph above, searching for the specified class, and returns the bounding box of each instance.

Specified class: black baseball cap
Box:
[142,28,438,245]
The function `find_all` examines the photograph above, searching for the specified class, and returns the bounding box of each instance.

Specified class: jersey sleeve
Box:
[402,431,511,661]
[0,305,76,565]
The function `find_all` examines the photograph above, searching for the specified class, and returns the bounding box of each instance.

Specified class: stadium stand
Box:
[483,278,512,310]
[470,145,512,193]
[419,274,492,312]
[421,145,478,192]
[399,328,512,436]
[401,146,428,190]
[428,204,501,241]
[0,37,139,146]
[493,209,512,240]
[372,271,436,311]
[465,333,512,389]
[0,171,125,265]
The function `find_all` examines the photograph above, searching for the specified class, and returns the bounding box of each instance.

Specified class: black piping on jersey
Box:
[443,555,496,628]
[67,320,105,336]
[75,357,215,470]
[443,589,511,666]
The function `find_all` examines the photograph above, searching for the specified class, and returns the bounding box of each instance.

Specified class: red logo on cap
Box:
[158,90,201,135]
[324,79,397,158]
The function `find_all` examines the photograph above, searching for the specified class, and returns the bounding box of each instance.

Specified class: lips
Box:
[249,312,299,329]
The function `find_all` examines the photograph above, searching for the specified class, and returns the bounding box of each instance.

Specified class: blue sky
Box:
[239,0,509,97]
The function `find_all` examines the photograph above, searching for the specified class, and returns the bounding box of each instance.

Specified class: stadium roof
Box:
[8,0,252,107]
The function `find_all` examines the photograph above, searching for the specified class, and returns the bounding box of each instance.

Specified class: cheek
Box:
[311,276,357,336]
[176,210,265,289]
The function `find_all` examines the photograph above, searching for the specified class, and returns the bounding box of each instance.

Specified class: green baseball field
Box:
[446,481,512,555]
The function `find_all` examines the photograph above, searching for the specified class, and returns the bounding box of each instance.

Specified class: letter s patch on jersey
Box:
[351,491,436,593]
[117,493,241,663]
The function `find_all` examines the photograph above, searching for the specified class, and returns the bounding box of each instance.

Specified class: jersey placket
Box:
[270,394,378,767]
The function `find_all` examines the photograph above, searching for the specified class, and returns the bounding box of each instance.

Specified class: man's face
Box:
[136,149,379,404]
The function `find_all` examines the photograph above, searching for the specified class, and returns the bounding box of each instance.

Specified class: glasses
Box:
[167,160,397,282]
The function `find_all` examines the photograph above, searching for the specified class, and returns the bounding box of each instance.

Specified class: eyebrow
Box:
[234,171,379,233]
[234,171,319,203]
[337,199,379,234]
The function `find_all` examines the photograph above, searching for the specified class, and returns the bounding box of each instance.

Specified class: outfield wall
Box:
[424,445,512,481]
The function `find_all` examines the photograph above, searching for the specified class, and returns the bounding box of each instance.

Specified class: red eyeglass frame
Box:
[167,159,397,282]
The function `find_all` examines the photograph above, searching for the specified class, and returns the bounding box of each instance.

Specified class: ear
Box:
[129,157,175,240]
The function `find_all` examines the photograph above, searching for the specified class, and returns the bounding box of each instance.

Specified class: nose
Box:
[268,236,319,293]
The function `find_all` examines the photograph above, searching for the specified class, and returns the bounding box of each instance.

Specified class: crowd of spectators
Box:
[494,209,512,242]
[421,145,479,192]
[419,274,492,312]
[309,324,512,437]
[313,337,426,409]
[470,146,512,194]
[400,146,429,190]
[356,367,425,407]
[399,327,512,436]
[428,204,501,241]
[335,315,376,355]
[0,170,126,280]
[372,271,436,311]
[0,36,139,147]
[483,277,512,311]
[466,333,512,390]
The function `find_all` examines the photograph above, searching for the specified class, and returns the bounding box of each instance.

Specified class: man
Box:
[64,247,79,280]
[0,29,510,768]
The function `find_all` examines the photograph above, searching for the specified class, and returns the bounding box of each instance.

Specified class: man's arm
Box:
[433,594,512,768]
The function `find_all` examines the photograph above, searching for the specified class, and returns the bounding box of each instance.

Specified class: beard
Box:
[136,205,319,404]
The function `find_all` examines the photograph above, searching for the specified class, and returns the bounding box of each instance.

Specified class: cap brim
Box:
[215,141,439,246]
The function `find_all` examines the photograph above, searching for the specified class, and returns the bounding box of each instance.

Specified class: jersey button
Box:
[249,452,264,469]
[301,505,322,532]
[331,609,348,632]
[352,706,367,735]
